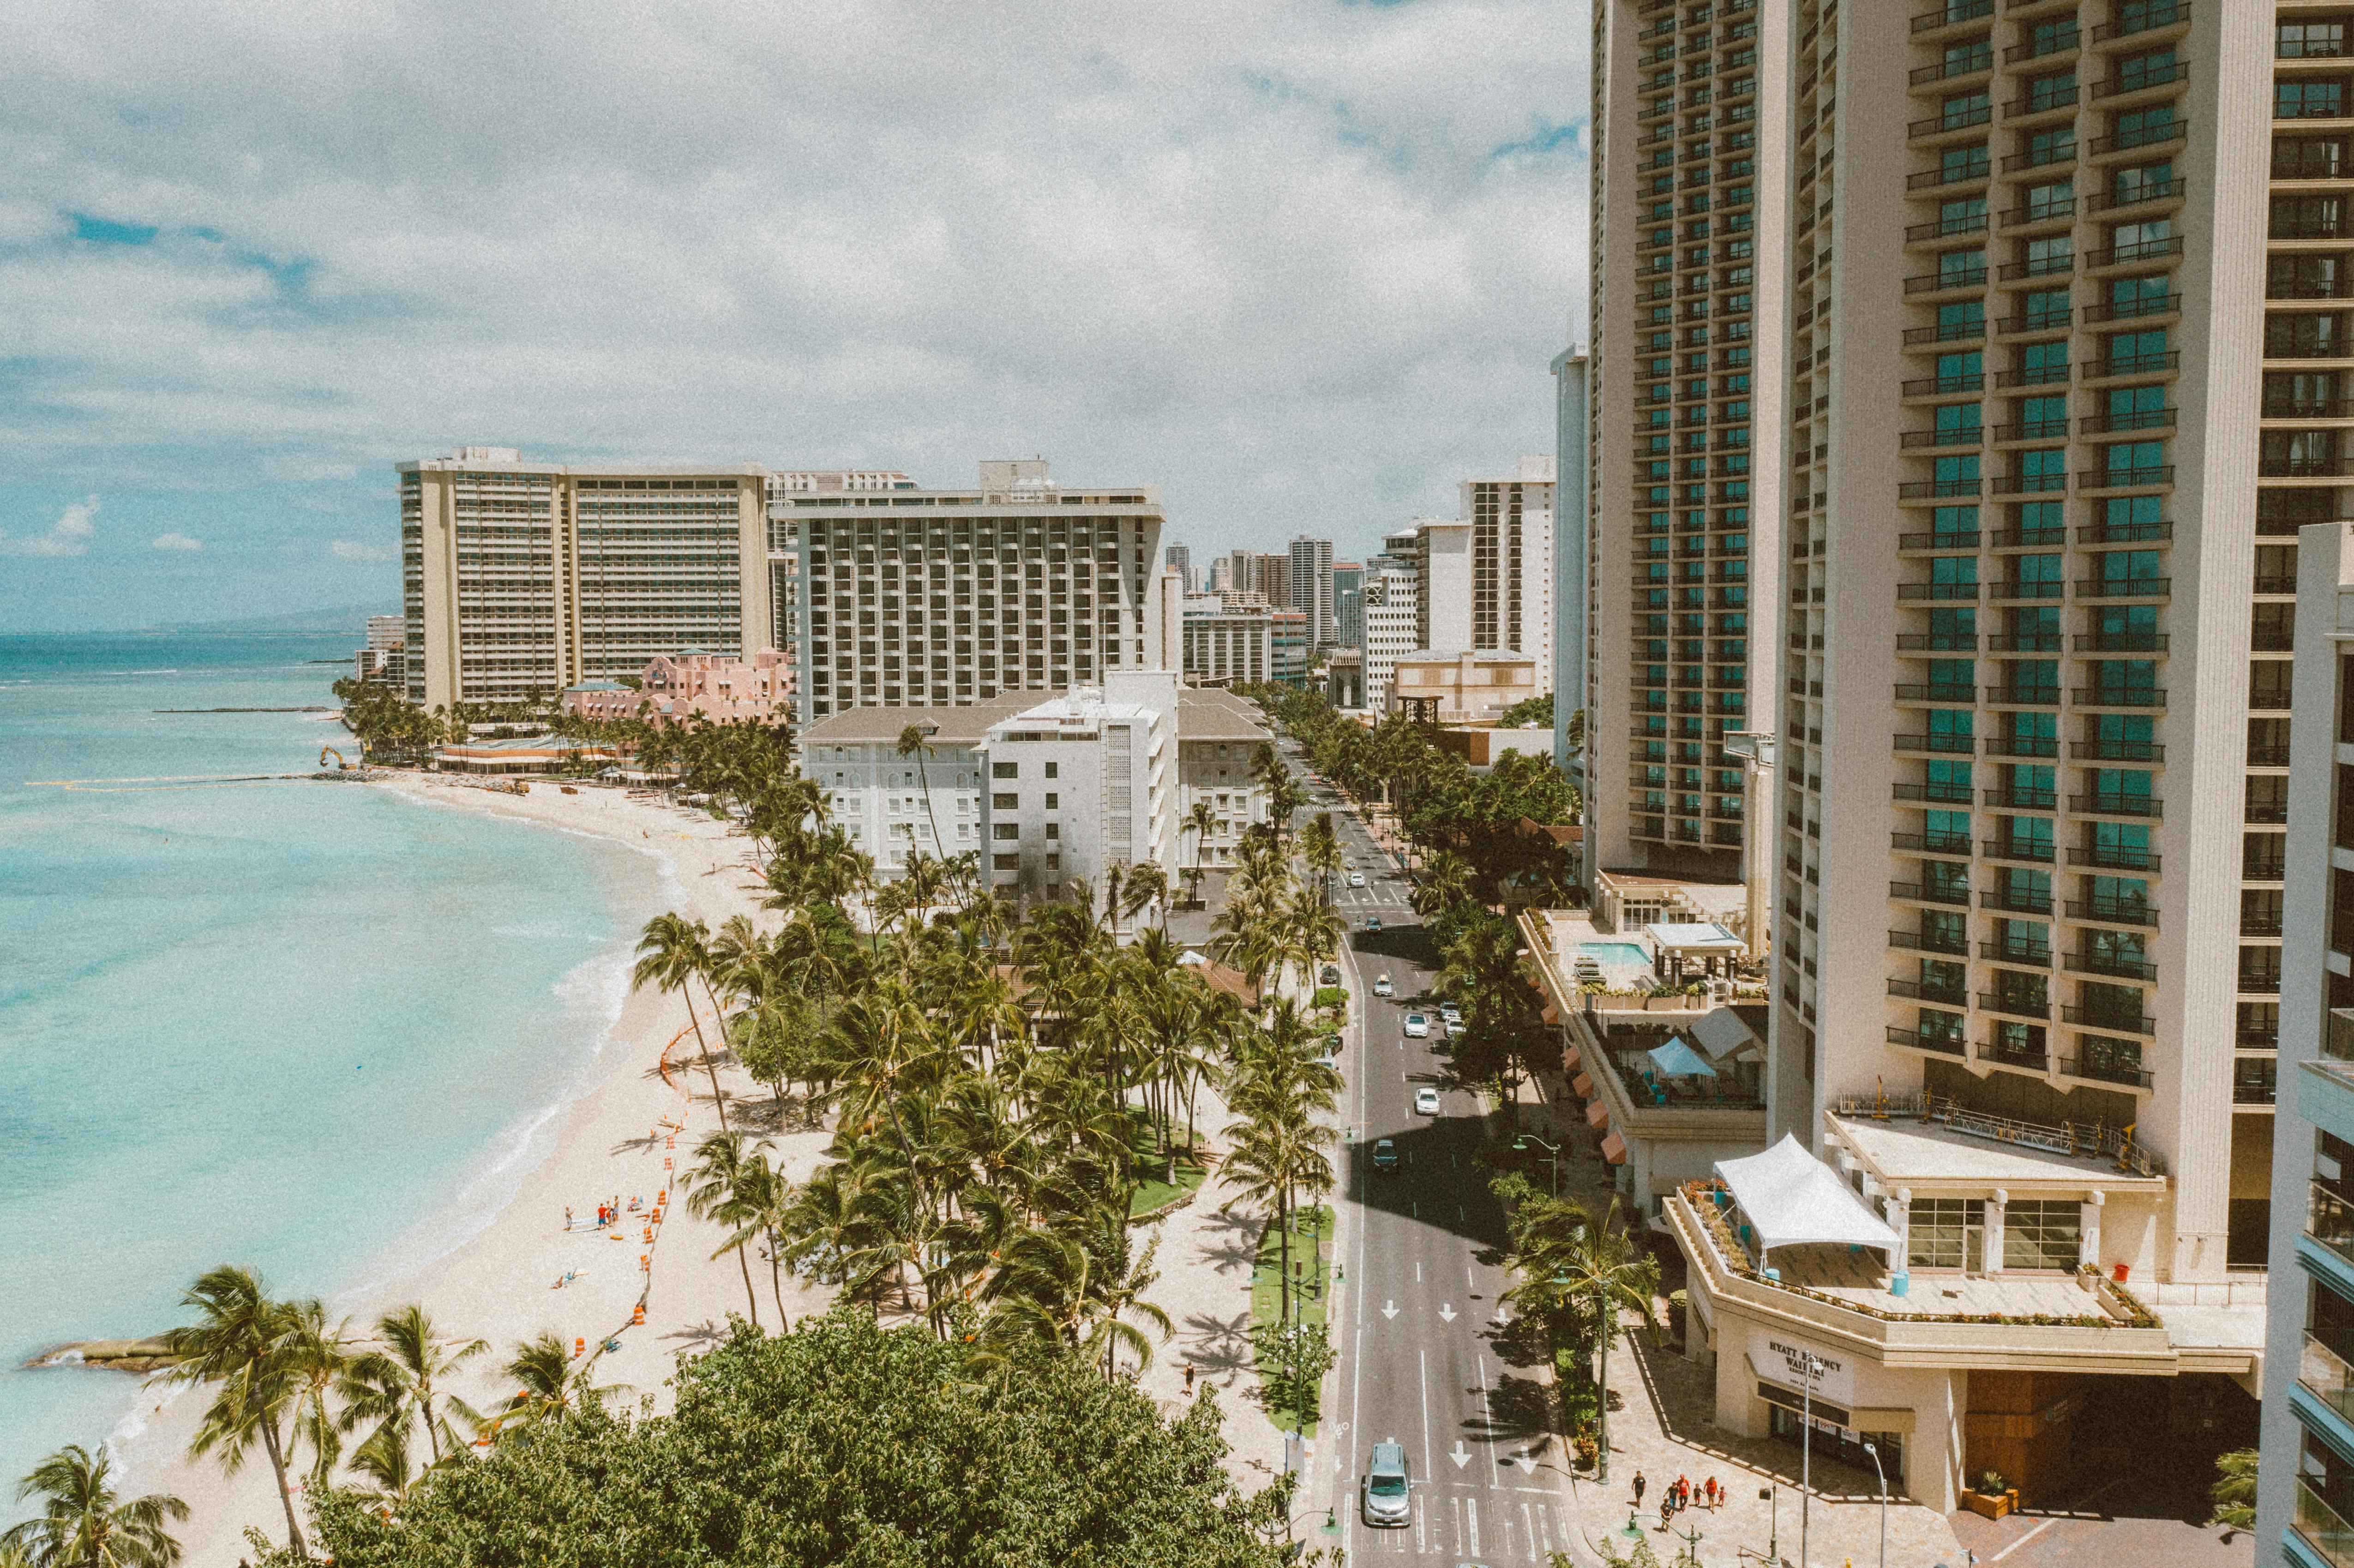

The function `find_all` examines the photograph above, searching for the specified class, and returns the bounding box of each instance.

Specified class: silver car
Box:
[1362,1442,1411,1526]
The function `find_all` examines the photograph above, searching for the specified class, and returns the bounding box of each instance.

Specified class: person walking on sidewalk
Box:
[1632,1470,1646,1509]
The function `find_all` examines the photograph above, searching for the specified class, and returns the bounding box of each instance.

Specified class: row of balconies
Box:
[1894,733,2167,764]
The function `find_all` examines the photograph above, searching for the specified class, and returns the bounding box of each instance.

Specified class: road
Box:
[1284,750,1585,1565]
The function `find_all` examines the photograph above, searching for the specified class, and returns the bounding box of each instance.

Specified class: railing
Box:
[1982,939,2053,965]
[1906,267,1988,295]
[1982,1036,2051,1067]
[1895,830,1975,856]
[2070,735,2167,762]
[2090,119,2187,157]
[2068,893,2157,923]
[2058,1053,2154,1089]
[2081,465,2174,491]
[1979,991,2052,1020]
[2092,0,2186,44]
[2071,687,2167,709]
[1985,840,2057,864]
[2075,577,2170,598]
[1830,1091,2164,1177]
[2066,950,2158,981]
[2294,1478,2354,1568]
[1911,103,1994,139]
[1887,1026,1969,1054]
[2005,88,2079,119]
[1889,978,1968,1005]
[2070,844,2161,872]
[1983,733,2058,755]
[1891,928,1970,956]
[2064,1003,2156,1036]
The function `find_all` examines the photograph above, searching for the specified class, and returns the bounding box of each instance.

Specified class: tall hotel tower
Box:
[1590,0,2288,1512]
[1587,0,1788,880]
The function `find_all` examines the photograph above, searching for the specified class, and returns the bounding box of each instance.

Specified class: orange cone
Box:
[573,1337,585,1358]
[632,1302,646,1326]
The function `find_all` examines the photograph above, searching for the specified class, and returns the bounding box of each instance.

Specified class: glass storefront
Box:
[1768,1402,1905,1488]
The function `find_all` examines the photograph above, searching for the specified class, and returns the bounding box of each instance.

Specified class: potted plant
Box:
[1963,1469,2018,1519]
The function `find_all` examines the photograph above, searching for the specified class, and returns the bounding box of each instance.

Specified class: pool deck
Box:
[1529,907,1659,990]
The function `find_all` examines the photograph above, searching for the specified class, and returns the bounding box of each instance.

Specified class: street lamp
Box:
[1759,1485,1777,1566]
[1799,1352,1823,1568]
[1864,1441,1888,1568]
[1513,1133,1563,1198]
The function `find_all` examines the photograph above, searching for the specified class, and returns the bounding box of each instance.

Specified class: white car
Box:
[1404,1012,1429,1038]
[1347,871,1367,888]
[1439,1001,1462,1025]
[1374,974,1394,998]
[1414,1086,1441,1115]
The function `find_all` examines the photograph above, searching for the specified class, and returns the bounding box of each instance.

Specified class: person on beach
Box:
[1184,1362,1196,1394]
[565,1206,574,1231]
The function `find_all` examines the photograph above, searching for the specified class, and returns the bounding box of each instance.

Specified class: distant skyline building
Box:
[1289,535,1336,648]
[1360,568,1418,712]
[1181,592,1275,686]
[1334,560,1366,651]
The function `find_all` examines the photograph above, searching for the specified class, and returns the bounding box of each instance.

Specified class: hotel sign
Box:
[1750,1329,1855,1406]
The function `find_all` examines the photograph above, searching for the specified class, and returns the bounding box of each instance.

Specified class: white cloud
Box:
[330,539,390,561]
[0,495,100,557]
[0,2,1585,559]
[150,531,203,551]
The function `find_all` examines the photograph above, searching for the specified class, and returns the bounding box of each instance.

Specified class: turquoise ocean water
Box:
[0,634,652,1507]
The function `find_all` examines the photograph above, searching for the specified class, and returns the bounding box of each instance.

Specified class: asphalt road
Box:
[1284,754,1582,1565]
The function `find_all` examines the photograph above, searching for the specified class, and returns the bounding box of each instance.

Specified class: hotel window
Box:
[1908,1198,1985,1271]
[2001,1200,2081,1270]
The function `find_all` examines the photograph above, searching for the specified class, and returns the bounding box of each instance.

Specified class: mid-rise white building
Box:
[1182,593,1276,685]
[798,689,1042,876]
[1361,569,1420,712]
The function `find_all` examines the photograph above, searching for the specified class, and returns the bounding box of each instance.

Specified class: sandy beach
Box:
[112,776,836,1560]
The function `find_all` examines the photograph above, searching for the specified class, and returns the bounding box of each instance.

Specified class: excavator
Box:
[319,745,352,771]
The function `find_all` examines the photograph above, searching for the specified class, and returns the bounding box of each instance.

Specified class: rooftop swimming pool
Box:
[1579,941,1653,967]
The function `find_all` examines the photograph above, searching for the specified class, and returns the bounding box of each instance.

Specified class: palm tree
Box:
[1512,1197,1659,1484]
[1119,862,1169,937]
[280,1301,357,1490]
[686,1130,769,1326]
[634,912,732,1131]
[714,1150,796,1323]
[1298,812,1343,906]
[484,1332,626,1436]
[160,1265,309,1559]
[895,722,955,895]
[338,1304,486,1467]
[2,1446,186,1568]
[1183,799,1218,906]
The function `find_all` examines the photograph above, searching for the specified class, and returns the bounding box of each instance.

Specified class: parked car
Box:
[1320,965,1342,987]
[1347,871,1366,888]
[1403,1012,1429,1038]
[1374,974,1394,997]
[1415,1086,1441,1115]
[1371,1138,1399,1172]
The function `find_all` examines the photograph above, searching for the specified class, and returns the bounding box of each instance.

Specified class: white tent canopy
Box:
[1714,1135,1902,1260]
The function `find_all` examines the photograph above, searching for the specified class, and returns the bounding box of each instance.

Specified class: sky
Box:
[0,0,1586,634]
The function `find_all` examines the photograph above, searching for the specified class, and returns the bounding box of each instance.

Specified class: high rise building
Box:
[1181,592,1275,685]
[1165,544,1190,582]
[1586,0,1787,880]
[2260,518,2354,1566]
[1333,560,1367,650]
[772,460,1166,724]
[1361,568,1419,712]
[1408,517,1472,654]
[1460,457,1559,694]
[1620,0,2272,1516]
[398,448,774,710]
[1220,549,1292,610]
[1289,535,1337,647]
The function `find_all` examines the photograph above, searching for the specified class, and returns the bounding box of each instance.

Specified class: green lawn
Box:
[1248,1204,1333,1439]
[1130,1159,1208,1217]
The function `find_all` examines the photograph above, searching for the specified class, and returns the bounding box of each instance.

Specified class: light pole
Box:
[1759,1484,1777,1566]
[1864,1441,1888,1568]
[1514,1133,1563,1198]
[1800,1352,1823,1568]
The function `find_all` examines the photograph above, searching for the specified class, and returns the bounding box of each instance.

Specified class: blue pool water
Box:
[0,634,654,1510]
[1579,941,1654,967]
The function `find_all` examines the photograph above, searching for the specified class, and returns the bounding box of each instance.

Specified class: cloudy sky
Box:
[0,0,1585,633]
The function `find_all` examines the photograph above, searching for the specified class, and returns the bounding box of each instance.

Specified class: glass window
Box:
[1910,1198,1985,1270]
[2002,1200,2082,1269]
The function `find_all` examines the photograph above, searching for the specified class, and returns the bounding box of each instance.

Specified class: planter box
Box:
[1961,1488,2018,1520]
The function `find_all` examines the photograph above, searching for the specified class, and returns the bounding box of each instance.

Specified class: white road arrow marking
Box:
[1438,1303,1458,1323]
[1449,1440,1472,1469]
[1382,1300,1399,1320]
[1514,1453,1537,1474]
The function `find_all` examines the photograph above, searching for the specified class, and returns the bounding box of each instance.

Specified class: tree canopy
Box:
[272,1305,1294,1568]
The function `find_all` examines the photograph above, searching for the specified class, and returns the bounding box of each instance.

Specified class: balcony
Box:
[2000,197,2077,229]
[1894,731,1978,754]
[1903,319,1988,346]
[2004,88,2080,121]
[2071,685,2166,709]
[1986,623,2066,646]
[1912,103,1995,141]
[1979,991,2053,1021]
[2069,843,2161,872]
[1892,928,1971,956]
[2070,791,2162,818]
[1911,0,1994,34]
[1906,213,1991,245]
[2072,631,2168,655]
[2084,292,2176,325]
[2004,29,2077,66]
[2001,143,2076,175]
[1893,879,1973,907]
[1895,682,1980,704]
[1983,685,2063,707]
[1987,579,2065,602]
[1982,939,2054,965]
[1895,779,1976,804]
[2085,351,2180,381]
[1898,479,1985,501]
[2086,178,2184,215]
[1905,266,1989,296]
[1909,162,1991,192]
[1889,977,1969,1005]
[1984,838,2058,864]
[1999,254,2076,283]
[2294,1477,2354,1568]
[2090,119,2187,159]
[1981,1035,2051,1069]
[2077,517,2173,545]
[1985,784,2058,809]
[2074,576,2169,599]
[2092,62,2189,102]
[2066,949,2158,981]
[1996,361,2073,388]
[1894,829,1975,856]
[2090,0,2186,45]
[2058,1052,2154,1089]
[1993,471,2071,495]
[1903,371,1987,396]
[2080,406,2175,435]
[1912,55,1995,89]
[2064,1003,2156,1035]
[2087,236,2185,270]
[1887,1026,1969,1056]
[1900,426,1986,449]
[2079,465,2173,492]
[1984,732,2059,756]
[1982,886,2054,915]
[2067,895,2157,926]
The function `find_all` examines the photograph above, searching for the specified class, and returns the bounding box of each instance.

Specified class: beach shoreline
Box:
[111,775,838,1561]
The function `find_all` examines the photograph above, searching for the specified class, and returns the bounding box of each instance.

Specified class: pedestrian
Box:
[1632,1470,1646,1508]
[564,1206,574,1231]
[1659,1497,1673,1531]
[1184,1362,1196,1394]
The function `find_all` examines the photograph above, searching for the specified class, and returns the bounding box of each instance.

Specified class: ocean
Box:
[0,634,651,1507]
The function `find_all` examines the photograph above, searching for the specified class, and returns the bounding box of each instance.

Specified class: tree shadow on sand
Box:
[1176,1308,1255,1380]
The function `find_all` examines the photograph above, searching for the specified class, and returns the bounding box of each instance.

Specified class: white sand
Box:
[113,777,834,1560]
